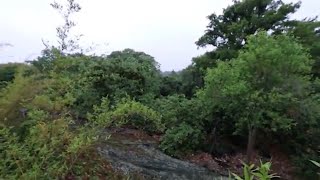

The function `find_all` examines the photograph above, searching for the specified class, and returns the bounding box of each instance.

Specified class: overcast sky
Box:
[0,0,319,71]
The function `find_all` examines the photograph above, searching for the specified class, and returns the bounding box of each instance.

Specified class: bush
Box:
[160,122,204,156]
[83,49,161,104]
[0,68,45,126]
[0,57,120,179]
[149,95,208,155]
[88,97,164,133]
[0,111,102,179]
[151,95,206,129]
[150,95,185,128]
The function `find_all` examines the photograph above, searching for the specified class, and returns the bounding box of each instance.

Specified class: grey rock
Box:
[97,129,228,180]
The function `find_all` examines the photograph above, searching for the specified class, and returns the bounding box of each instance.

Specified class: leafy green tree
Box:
[199,32,319,163]
[180,0,301,98]
[85,49,161,103]
[288,19,320,78]
[197,0,300,60]
[28,47,61,73]
[29,0,83,72]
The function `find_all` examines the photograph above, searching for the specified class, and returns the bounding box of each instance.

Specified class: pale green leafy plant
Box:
[231,161,279,180]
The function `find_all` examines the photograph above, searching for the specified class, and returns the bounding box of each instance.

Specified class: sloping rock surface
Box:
[97,128,228,180]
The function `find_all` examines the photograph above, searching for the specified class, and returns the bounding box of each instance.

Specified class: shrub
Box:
[83,49,161,104]
[0,112,101,179]
[150,95,184,128]
[151,95,206,129]
[88,97,163,133]
[0,68,45,126]
[160,122,204,156]
[150,95,208,155]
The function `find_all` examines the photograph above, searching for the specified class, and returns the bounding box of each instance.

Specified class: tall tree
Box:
[195,0,320,79]
[29,0,82,72]
[196,0,300,61]
[200,32,320,163]
[288,19,320,78]
[181,0,302,98]
[84,49,161,104]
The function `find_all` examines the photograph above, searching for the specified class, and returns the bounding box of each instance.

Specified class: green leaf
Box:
[231,173,244,180]
[310,160,320,168]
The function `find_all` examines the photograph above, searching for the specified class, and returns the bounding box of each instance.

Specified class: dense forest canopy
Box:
[1,0,320,179]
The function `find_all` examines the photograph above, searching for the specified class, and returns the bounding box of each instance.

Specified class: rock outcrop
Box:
[97,128,228,180]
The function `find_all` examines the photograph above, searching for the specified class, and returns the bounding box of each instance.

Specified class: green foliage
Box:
[0,111,101,179]
[0,68,45,126]
[89,97,163,133]
[179,65,205,98]
[50,55,100,116]
[200,32,319,162]
[23,72,77,117]
[159,71,183,96]
[2,0,320,176]
[231,161,279,180]
[28,48,61,73]
[82,49,161,106]
[0,61,112,178]
[87,97,111,126]
[160,122,204,157]
[151,95,183,128]
[152,95,206,129]
[0,51,126,179]
[194,0,301,85]
[197,0,300,50]
[288,19,320,78]
[202,31,316,130]
[111,99,163,132]
[151,95,207,155]
[191,0,318,99]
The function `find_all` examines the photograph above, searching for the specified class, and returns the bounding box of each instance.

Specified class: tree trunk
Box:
[209,118,221,154]
[246,127,257,164]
